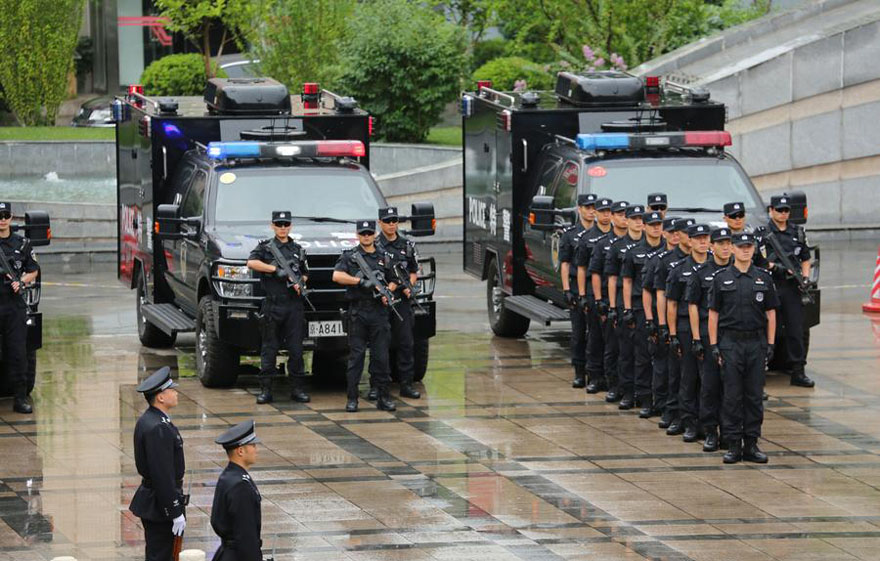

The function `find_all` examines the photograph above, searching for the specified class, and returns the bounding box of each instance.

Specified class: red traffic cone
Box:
[863,246,880,313]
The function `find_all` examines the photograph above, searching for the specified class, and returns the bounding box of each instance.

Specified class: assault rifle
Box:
[760,228,815,305]
[391,260,426,313]
[0,244,31,313]
[266,240,315,311]
[352,251,403,321]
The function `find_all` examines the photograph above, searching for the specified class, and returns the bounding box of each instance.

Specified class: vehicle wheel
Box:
[413,338,429,382]
[195,295,239,387]
[136,274,176,348]
[486,257,530,337]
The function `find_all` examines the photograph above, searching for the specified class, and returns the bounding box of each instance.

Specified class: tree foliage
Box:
[0,0,84,125]
[472,57,555,90]
[336,0,466,143]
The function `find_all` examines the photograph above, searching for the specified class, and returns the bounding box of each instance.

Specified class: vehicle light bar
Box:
[576,130,731,151]
[206,140,366,160]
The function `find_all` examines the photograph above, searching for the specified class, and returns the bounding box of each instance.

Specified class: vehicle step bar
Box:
[504,295,570,326]
[142,303,196,336]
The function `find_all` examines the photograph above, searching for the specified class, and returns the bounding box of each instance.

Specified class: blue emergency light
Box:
[576,134,630,150]
[576,131,731,151]
[461,95,473,117]
[206,140,366,160]
[207,142,261,159]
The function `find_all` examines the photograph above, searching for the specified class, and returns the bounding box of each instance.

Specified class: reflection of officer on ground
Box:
[0,202,39,414]
[211,420,263,561]
[333,220,396,413]
[247,211,311,405]
[130,367,187,561]
[559,194,596,389]
[376,206,421,400]
[709,233,778,464]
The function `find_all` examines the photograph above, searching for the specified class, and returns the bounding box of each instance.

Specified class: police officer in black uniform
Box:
[247,211,311,405]
[211,420,263,561]
[686,227,732,452]
[333,220,396,413]
[709,233,779,463]
[130,367,187,561]
[0,202,39,414]
[723,201,769,268]
[376,206,421,400]
[559,194,597,388]
[764,195,814,388]
[646,193,668,219]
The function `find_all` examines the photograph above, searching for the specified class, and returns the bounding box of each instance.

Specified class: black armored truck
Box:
[114,79,437,387]
[461,71,819,364]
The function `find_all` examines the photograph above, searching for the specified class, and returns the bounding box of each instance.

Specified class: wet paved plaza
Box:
[2,240,880,561]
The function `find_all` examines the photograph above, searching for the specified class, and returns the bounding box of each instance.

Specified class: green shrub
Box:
[336,0,466,143]
[472,56,555,91]
[472,38,507,70]
[141,53,226,96]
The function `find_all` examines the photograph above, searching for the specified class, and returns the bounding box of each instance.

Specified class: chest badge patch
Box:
[755,292,764,302]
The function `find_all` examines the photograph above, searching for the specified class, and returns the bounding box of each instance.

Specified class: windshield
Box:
[213,167,384,223]
[583,158,763,212]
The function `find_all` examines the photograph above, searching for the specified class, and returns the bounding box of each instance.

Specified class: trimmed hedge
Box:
[141,53,226,96]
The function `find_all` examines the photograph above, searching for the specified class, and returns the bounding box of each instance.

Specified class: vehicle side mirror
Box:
[155,204,182,237]
[785,191,808,225]
[407,202,436,237]
[24,211,51,247]
[529,195,556,231]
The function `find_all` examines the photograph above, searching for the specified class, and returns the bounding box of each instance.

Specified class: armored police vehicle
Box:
[114,79,436,387]
[461,71,819,362]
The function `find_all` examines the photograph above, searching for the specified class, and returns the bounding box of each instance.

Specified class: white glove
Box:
[172,514,186,536]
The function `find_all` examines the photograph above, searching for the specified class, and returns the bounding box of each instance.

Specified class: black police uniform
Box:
[130,368,186,561]
[709,251,779,458]
[589,228,622,398]
[605,228,642,407]
[575,209,612,392]
[0,223,38,412]
[249,224,310,403]
[212,420,262,561]
[640,238,676,418]
[334,235,395,408]
[559,221,588,380]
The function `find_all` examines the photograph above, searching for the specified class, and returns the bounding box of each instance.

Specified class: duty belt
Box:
[721,329,763,341]
[141,478,184,489]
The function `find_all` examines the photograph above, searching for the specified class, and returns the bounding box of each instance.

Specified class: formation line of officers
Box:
[558,193,813,464]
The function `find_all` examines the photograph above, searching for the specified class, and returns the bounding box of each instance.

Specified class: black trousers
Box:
[776,280,806,367]
[677,317,700,426]
[651,316,669,411]
[697,324,722,433]
[719,331,766,441]
[569,290,588,368]
[0,303,27,398]
[631,309,652,399]
[616,309,634,397]
[664,322,686,420]
[389,299,415,385]
[346,303,391,399]
[142,519,173,561]
[259,298,305,384]
[603,313,619,391]
[586,305,605,383]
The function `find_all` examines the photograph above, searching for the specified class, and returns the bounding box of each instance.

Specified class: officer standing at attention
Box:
[765,195,815,388]
[333,220,396,413]
[576,197,613,393]
[559,194,597,388]
[246,211,310,405]
[130,367,187,561]
[723,201,769,268]
[709,233,778,463]
[589,200,629,402]
[376,206,421,400]
[0,202,39,414]
[211,420,263,561]
[686,227,732,452]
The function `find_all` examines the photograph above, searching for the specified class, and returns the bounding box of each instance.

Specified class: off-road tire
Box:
[195,295,239,387]
[486,257,530,337]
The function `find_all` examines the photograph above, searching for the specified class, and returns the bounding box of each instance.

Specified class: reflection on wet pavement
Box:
[2,244,880,560]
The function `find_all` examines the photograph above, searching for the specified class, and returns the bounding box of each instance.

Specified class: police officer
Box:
[622,210,664,414]
[589,200,629,401]
[0,202,39,414]
[333,220,396,413]
[576,197,613,393]
[709,233,778,463]
[606,204,645,409]
[246,211,310,405]
[646,193,668,219]
[376,206,421,400]
[764,195,814,388]
[723,201,768,268]
[686,227,732,452]
[130,367,187,561]
[211,420,263,561]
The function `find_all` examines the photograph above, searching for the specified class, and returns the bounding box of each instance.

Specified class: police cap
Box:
[356,220,376,234]
[595,198,614,211]
[136,366,178,396]
[688,223,711,237]
[0,202,11,216]
[711,227,732,242]
[577,193,598,207]
[645,211,663,225]
[378,207,399,221]
[662,216,681,232]
[647,193,667,209]
[770,195,791,210]
[733,232,756,246]
[272,210,292,223]
[723,202,745,217]
[626,205,645,218]
[215,420,261,450]
[672,218,695,232]
[611,201,629,213]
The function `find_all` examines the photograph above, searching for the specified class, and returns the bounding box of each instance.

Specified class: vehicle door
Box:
[522,154,563,289]
[177,168,208,313]
[162,161,196,302]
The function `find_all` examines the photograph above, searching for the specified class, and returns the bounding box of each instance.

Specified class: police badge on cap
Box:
[733,233,755,246]
[577,193,598,207]
[378,207,398,221]
[272,210,291,222]
[647,193,667,208]
[723,202,744,216]
[0,202,10,216]
[357,220,376,234]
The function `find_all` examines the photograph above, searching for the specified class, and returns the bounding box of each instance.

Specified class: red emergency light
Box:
[302,82,320,109]
[128,84,144,96]
[476,80,492,91]
[368,116,375,137]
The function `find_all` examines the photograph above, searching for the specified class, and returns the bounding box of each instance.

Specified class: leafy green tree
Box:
[155,0,255,78]
[0,0,84,125]
[336,0,466,143]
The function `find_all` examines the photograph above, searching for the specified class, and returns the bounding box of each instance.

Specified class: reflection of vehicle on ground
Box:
[114,78,437,388]
[461,71,819,364]
[71,96,115,127]
[0,213,51,397]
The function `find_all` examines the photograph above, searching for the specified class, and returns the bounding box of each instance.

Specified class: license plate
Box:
[309,320,345,338]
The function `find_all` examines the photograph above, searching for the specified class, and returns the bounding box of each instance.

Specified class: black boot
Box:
[618,394,634,410]
[586,380,600,393]
[256,378,273,404]
[638,395,654,418]
[572,365,586,389]
[666,419,684,436]
[376,388,397,411]
[400,383,421,399]
[703,429,719,452]
[13,393,32,414]
[345,396,359,412]
[290,379,310,403]
[743,438,768,463]
[367,386,379,401]
[682,421,699,442]
[723,439,743,464]
[605,388,621,403]
[658,411,673,429]
[790,365,815,388]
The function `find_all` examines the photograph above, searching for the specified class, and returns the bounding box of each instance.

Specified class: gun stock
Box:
[172,534,183,561]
